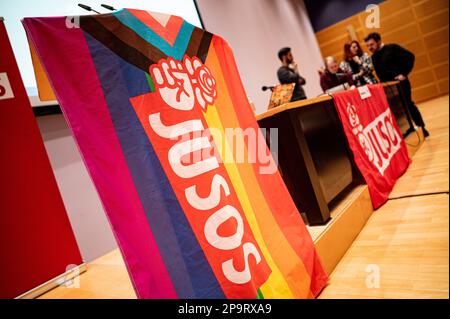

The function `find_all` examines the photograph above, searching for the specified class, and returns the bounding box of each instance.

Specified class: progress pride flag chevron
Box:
[332,84,410,208]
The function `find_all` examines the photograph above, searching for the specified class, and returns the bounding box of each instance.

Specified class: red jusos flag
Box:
[332,84,410,208]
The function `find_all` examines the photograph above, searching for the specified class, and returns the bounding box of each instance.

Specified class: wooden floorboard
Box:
[390,95,449,198]
[38,249,136,299]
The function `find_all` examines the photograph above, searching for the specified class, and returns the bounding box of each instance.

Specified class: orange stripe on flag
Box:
[27,37,56,101]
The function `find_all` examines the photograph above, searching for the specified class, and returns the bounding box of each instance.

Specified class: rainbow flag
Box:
[23,9,327,299]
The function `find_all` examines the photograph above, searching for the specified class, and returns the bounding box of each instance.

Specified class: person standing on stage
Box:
[364,32,429,137]
[340,40,378,87]
[277,47,307,101]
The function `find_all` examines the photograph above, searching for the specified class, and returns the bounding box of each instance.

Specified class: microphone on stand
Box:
[101,4,116,11]
[78,3,101,14]
[262,85,275,92]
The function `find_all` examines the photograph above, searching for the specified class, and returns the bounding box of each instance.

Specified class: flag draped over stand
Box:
[23,9,327,299]
[332,85,411,208]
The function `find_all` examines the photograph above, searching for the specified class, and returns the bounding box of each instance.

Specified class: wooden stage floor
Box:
[39,95,449,299]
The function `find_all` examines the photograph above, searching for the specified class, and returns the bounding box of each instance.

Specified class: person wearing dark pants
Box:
[399,78,425,129]
[364,32,429,137]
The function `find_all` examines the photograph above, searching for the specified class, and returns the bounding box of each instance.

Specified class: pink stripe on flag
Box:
[23,17,177,298]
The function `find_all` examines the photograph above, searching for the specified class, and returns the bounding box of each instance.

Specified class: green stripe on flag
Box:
[257,288,264,299]
[145,72,155,92]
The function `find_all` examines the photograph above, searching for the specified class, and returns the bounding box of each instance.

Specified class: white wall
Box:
[196,0,324,114]
[36,114,117,262]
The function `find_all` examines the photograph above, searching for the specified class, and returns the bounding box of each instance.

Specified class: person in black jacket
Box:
[364,32,429,137]
[277,47,307,101]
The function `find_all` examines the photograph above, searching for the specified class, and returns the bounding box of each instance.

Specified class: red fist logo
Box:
[150,55,217,112]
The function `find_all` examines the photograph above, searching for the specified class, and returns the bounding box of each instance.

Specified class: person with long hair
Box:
[340,40,377,87]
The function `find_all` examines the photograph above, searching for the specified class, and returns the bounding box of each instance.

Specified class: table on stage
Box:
[256,81,414,225]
